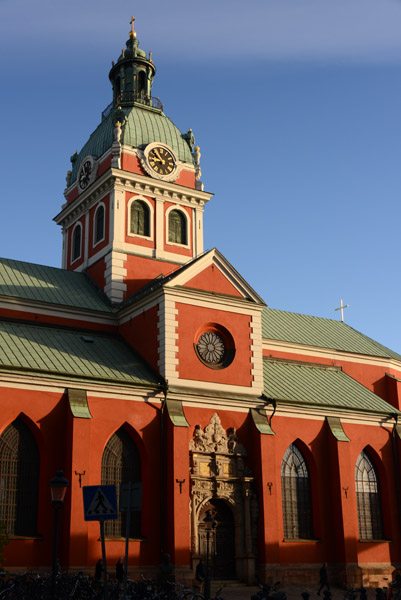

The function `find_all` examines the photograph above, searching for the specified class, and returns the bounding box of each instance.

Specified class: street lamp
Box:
[203,510,215,600]
[49,468,69,600]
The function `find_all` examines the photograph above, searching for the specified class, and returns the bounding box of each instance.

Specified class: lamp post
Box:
[203,510,215,600]
[49,468,69,600]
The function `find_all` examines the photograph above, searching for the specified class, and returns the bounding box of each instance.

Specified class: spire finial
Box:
[129,16,136,38]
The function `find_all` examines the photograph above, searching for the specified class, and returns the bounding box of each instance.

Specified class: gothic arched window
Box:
[130,200,150,237]
[72,223,82,262]
[94,205,105,245]
[281,444,313,539]
[101,428,141,538]
[355,450,384,540]
[168,209,187,245]
[0,419,40,536]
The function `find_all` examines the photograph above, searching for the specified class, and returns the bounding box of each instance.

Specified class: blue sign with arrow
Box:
[83,485,118,521]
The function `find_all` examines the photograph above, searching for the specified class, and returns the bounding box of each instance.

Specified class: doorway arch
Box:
[198,499,236,580]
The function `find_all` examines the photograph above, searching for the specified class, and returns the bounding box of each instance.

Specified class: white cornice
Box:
[0,296,116,326]
[56,167,213,228]
[166,377,263,395]
[263,338,401,372]
[0,372,164,400]
[164,287,265,315]
[273,403,396,426]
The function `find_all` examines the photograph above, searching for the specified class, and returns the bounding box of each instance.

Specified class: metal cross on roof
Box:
[130,16,136,36]
[335,298,349,322]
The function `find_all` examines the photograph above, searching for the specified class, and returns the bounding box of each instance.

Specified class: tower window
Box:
[130,200,150,237]
[94,205,105,245]
[101,428,141,538]
[355,450,384,540]
[71,223,82,262]
[138,71,146,96]
[168,209,187,245]
[0,418,40,536]
[281,443,313,539]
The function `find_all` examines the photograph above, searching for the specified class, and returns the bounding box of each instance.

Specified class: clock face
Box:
[197,332,225,365]
[79,160,93,189]
[148,146,176,176]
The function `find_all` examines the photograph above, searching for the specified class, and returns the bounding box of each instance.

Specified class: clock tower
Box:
[54,19,213,303]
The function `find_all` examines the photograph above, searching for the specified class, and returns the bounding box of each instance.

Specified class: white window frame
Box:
[93,202,106,248]
[71,222,83,264]
[127,196,154,241]
[165,205,190,249]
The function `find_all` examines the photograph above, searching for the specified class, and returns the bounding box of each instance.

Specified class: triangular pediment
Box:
[164,248,265,304]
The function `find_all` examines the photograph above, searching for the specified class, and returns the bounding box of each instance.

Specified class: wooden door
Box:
[198,499,236,580]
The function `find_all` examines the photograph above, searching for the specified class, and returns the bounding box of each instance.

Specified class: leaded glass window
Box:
[72,224,82,262]
[355,451,384,540]
[0,419,39,536]
[101,428,141,538]
[281,444,313,539]
[130,201,150,237]
[168,210,187,245]
[94,205,105,244]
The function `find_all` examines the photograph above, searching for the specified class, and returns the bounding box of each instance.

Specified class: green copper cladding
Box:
[109,28,156,109]
[262,307,401,360]
[0,321,161,386]
[0,257,113,312]
[68,23,195,185]
[263,358,398,415]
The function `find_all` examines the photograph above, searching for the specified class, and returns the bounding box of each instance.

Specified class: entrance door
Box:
[198,499,236,580]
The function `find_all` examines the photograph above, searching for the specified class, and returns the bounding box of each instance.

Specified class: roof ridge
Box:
[264,306,342,325]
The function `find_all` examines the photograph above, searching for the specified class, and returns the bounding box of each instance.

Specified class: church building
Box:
[1,19,401,587]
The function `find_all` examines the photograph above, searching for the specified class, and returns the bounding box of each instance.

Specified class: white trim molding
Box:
[71,221,83,265]
[127,195,154,241]
[165,205,191,250]
[104,251,127,303]
[93,202,106,248]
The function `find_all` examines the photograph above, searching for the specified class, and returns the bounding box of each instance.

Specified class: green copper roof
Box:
[262,308,401,360]
[0,321,161,386]
[70,107,194,184]
[0,258,113,313]
[263,358,397,415]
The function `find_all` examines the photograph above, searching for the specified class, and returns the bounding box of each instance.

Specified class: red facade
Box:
[1,21,401,589]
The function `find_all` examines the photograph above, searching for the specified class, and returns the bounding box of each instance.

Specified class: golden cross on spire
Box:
[129,16,136,38]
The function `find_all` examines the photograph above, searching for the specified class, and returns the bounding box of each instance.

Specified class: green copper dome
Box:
[68,20,195,184]
[69,107,194,183]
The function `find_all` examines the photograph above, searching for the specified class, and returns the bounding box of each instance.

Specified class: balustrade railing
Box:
[101,92,163,120]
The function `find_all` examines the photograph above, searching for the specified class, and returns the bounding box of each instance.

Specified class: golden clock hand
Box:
[154,149,165,164]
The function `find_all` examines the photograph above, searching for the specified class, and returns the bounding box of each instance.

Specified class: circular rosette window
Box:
[194,323,235,369]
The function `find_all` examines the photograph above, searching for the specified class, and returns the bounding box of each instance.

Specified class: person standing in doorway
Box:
[317,562,330,595]
[116,557,124,586]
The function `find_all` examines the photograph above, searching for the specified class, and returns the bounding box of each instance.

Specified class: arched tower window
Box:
[168,209,187,245]
[130,200,150,237]
[355,450,384,540]
[72,223,82,262]
[115,76,121,102]
[101,428,141,538]
[281,443,313,539]
[138,71,146,96]
[0,418,40,536]
[94,205,105,245]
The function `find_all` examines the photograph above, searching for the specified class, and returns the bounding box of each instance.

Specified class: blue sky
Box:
[1,0,401,352]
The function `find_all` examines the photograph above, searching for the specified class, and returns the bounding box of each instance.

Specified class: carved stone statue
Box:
[189,413,246,455]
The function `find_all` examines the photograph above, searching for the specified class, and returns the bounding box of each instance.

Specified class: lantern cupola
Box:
[108,17,161,112]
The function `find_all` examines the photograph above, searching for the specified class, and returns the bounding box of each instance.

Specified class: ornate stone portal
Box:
[189,413,257,584]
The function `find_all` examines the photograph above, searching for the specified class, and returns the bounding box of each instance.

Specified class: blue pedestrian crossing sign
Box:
[83,485,118,521]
